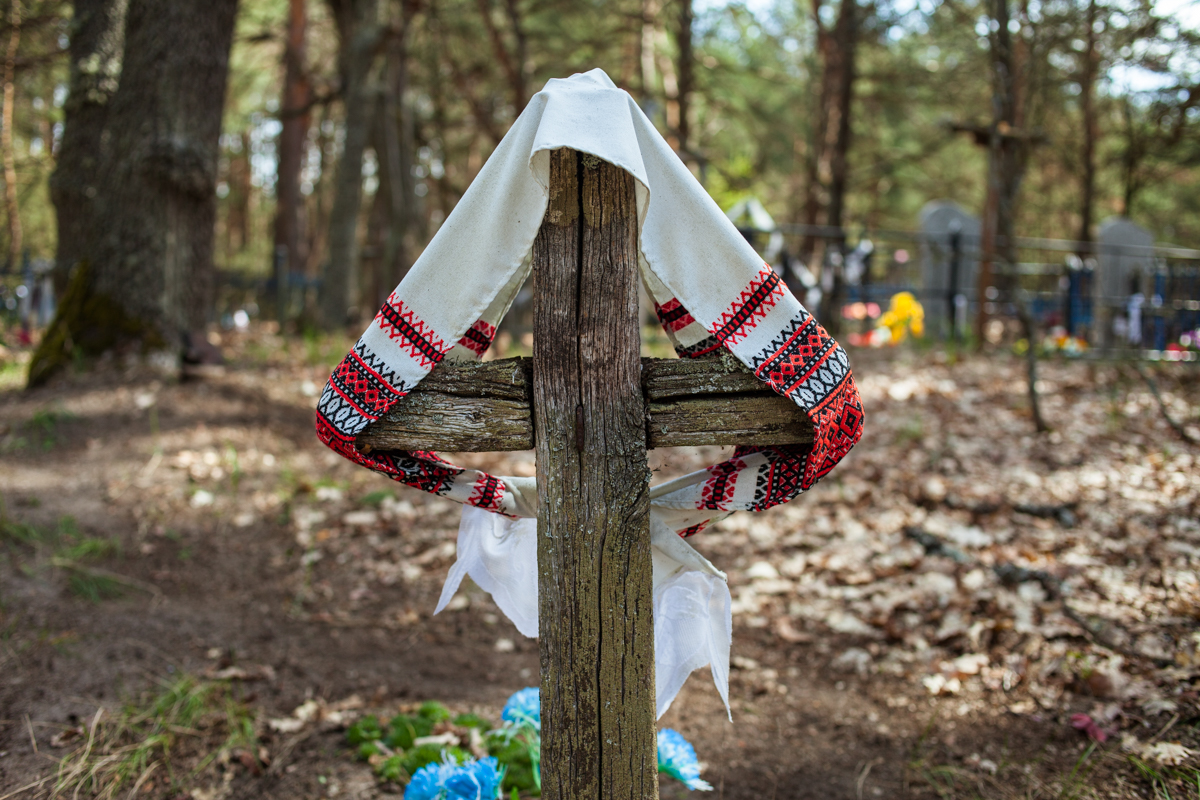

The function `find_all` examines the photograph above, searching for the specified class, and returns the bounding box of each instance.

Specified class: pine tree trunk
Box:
[676,0,693,154]
[360,21,417,316]
[274,0,311,314]
[319,0,381,329]
[29,0,238,386]
[817,0,857,335]
[825,0,856,236]
[1076,0,1097,252]
[3,0,22,274]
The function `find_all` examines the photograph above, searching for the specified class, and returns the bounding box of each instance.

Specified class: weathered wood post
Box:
[533,149,657,799]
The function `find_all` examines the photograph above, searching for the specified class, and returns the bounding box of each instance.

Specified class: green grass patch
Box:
[1128,756,1200,800]
[55,674,262,800]
[0,354,28,391]
[1,511,132,602]
[0,406,78,451]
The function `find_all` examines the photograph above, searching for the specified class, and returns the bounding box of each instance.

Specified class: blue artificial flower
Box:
[657,729,712,792]
[444,757,504,800]
[404,759,460,800]
[501,687,541,729]
[404,755,504,800]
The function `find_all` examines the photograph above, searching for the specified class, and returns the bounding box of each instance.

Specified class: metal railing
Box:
[754,223,1200,356]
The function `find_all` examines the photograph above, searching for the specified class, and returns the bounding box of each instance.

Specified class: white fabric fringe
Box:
[436,505,732,720]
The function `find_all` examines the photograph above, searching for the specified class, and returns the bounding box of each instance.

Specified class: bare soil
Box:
[1,328,1197,799]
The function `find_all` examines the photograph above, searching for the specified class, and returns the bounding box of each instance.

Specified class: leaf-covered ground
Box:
[1,327,1197,799]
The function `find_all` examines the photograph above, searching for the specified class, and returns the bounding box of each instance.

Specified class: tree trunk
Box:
[976,0,1021,345]
[3,0,22,273]
[824,0,856,235]
[535,148,656,800]
[226,130,252,253]
[977,0,1045,430]
[320,0,381,329]
[1119,98,1142,217]
[801,0,857,287]
[379,22,415,300]
[639,0,656,99]
[49,0,127,294]
[477,0,527,113]
[361,37,414,320]
[28,0,238,386]
[816,0,857,335]
[274,0,311,321]
[1076,0,1097,252]
[676,0,693,154]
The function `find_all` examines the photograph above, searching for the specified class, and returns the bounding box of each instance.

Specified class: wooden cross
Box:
[358,149,813,800]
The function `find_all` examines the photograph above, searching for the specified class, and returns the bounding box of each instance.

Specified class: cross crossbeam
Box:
[356,354,814,453]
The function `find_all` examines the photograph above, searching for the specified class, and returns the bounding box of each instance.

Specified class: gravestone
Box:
[1095,217,1154,347]
[919,200,981,338]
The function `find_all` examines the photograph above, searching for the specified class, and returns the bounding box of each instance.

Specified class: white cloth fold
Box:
[436,504,732,720]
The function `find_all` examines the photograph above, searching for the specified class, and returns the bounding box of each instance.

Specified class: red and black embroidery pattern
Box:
[457,319,497,358]
[655,298,696,333]
[377,293,451,369]
[468,474,506,512]
[664,278,864,514]
[315,336,466,498]
[316,262,863,527]
[745,445,808,511]
[749,312,836,400]
[710,267,784,346]
[317,341,408,438]
[675,335,722,358]
[699,457,744,510]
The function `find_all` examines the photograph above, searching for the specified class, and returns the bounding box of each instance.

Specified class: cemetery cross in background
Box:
[356,149,815,800]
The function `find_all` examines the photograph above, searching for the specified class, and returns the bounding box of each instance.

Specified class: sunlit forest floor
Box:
[1,326,1198,800]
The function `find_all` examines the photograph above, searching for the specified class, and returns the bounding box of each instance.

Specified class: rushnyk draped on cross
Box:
[315,69,864,799]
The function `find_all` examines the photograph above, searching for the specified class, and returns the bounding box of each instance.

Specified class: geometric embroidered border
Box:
[468,473,505,512]
[667,286,863,512]
[655,298,696,333]
[314,311,501,510]
[699,457,744,510]
[316,275,864,525]
[457,319,497,358]
[376,292,450,369]
[710,267,784,347]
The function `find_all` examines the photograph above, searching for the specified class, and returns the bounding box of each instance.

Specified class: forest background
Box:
[1,0,1199,355]
[1,2,1199,798]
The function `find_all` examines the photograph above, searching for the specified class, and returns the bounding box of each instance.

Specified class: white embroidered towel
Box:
[315,67,865,723]
[316,68,864,518]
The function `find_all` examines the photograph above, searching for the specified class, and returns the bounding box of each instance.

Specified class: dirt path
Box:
[2,330,1197,799]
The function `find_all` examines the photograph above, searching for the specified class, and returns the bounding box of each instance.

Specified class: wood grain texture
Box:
[579,153,657,800]
[357,356,814,452]
[533,148,596,800]
[534,149,657,800]
[646,393,813,447]
[640,349,765,399]
[415,357,531,399]
[355,393,534,452]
